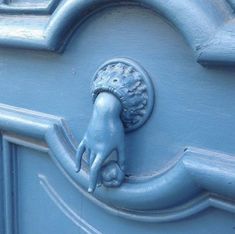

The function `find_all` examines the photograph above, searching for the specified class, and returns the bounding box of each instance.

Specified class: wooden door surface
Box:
[0,1,235,233]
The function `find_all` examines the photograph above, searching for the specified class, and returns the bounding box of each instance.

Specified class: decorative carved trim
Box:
[92,58,154,132]
[1,104,235,222]
[0,0,234,65]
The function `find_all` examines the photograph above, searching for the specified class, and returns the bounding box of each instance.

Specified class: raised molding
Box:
[0,0,60,14]
[39,175,101,234]
[0,0,234,65]
[0,103,235,222]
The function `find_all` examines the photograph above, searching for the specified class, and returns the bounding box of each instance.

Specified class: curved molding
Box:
[0,103,235,222]
[0,0,234,65]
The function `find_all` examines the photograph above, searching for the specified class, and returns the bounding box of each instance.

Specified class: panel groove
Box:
[2,139,17,234]
[39,174,102,234]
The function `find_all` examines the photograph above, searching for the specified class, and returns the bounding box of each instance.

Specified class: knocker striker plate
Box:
[92,58,155,132]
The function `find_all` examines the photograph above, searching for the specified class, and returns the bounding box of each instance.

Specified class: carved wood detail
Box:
[0,104,235,222]
[0,0,234,65]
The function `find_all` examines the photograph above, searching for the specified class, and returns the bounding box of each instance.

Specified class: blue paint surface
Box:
[0,4,235,234]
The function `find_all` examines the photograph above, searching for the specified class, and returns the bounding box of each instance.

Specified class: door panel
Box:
[17,148,83,234]
[0,1,235,233]
[1,136,235,234]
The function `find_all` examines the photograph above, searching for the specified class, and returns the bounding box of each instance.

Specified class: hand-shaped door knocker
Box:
[75,58,154,193]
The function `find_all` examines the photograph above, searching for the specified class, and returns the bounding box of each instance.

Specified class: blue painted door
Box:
[0,1,235,233]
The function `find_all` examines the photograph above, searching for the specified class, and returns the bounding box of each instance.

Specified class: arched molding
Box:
[0,0,234,65]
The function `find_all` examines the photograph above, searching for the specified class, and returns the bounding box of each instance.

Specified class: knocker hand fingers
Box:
[75,140,86,172]
[117,145,125,171]
[88,153,106,193]
[89,151,96,166]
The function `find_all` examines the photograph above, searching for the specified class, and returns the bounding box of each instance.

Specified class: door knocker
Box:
[75,58,155,193]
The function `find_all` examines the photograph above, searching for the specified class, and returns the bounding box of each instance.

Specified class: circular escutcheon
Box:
[92,58,155,132]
